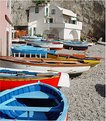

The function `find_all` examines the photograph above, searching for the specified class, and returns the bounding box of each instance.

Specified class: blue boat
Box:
[11,44,56,57]
[63,41,88,50]
[0,82,68,121]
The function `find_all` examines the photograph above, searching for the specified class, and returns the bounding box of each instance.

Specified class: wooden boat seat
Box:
[40,58,77,64]
[0,105,62,112]
[57,53,70,57]
[14,91,56,99]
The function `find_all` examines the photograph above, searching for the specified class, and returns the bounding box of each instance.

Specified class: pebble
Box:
[60,44,105,121]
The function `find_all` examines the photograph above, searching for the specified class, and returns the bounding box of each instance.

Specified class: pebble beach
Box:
[60,44,105,121]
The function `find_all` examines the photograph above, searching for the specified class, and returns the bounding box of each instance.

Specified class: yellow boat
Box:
[48,53,101,66]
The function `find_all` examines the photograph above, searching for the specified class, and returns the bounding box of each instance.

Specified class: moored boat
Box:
[0,82,68,120]
[47,53,101,66]
[0,67,70,91]
[63,41,88,50]
[0,56,91,75]
[11,44,56,58]
[72,53,102,60]
[26,40,63,50]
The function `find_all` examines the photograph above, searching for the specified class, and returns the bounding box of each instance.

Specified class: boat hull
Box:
[0,59,90,74]
[63,44,88,50]
[0,75,60,91]
[27,41,63,50]
[48,53,100,66]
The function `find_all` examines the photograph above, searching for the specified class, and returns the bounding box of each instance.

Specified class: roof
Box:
[57,6,77,17]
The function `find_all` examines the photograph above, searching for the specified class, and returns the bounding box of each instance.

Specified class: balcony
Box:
[65,21,82,30]
[45,21,82,30]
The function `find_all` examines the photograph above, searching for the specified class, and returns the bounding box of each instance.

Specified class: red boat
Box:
[0,67,70,91]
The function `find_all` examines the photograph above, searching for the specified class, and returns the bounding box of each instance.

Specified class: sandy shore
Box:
[60,44,105,121]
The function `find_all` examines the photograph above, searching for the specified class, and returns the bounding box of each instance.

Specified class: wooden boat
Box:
[0,82,68,120]
[11,44,56,58]
[0,67,70,91]
[63,41,88,50]
[72,53,102,60]
[0,56,91,75]
[48,53,101,66]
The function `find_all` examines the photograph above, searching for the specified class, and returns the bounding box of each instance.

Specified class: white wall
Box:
[63,29,81,40]
[58,29,64,40]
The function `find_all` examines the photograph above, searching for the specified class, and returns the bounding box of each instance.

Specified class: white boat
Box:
[0,56,90,75]
[27,40,63,50]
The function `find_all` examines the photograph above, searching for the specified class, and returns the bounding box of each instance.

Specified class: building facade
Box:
[28,3,82,40]
[0,0,12,56]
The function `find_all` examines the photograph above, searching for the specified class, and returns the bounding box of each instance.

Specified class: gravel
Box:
[60,44,105,121]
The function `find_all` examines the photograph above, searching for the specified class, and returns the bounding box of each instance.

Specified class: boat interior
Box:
[0,69,58,79]
[0,83,65,120]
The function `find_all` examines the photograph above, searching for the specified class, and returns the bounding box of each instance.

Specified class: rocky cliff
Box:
[11,0,33,26]
[11,0,105,41]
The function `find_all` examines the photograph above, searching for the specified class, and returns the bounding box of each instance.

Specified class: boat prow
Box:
[58,72,70,88]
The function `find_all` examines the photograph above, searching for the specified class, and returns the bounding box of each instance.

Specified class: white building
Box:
[28,3,82,40]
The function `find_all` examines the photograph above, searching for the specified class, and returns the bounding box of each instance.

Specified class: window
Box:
[26,10,29,22]
[49,18,53,23]
[72,20,76,24]
[35,7,39,13]
[51,9,55,14]
[71,17,77,24]
[33,27,36,35]
[45,8,48,16]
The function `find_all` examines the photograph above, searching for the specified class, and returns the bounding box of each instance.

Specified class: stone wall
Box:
[11,0,105,41]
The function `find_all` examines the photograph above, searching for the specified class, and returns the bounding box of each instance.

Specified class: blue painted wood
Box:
[0,69,38,75]
[11,44,56,56]
[0,82,68,120]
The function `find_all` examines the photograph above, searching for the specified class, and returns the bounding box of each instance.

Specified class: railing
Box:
[12,53,47,58]
[45,21,82,30]
[65,21,82,30]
